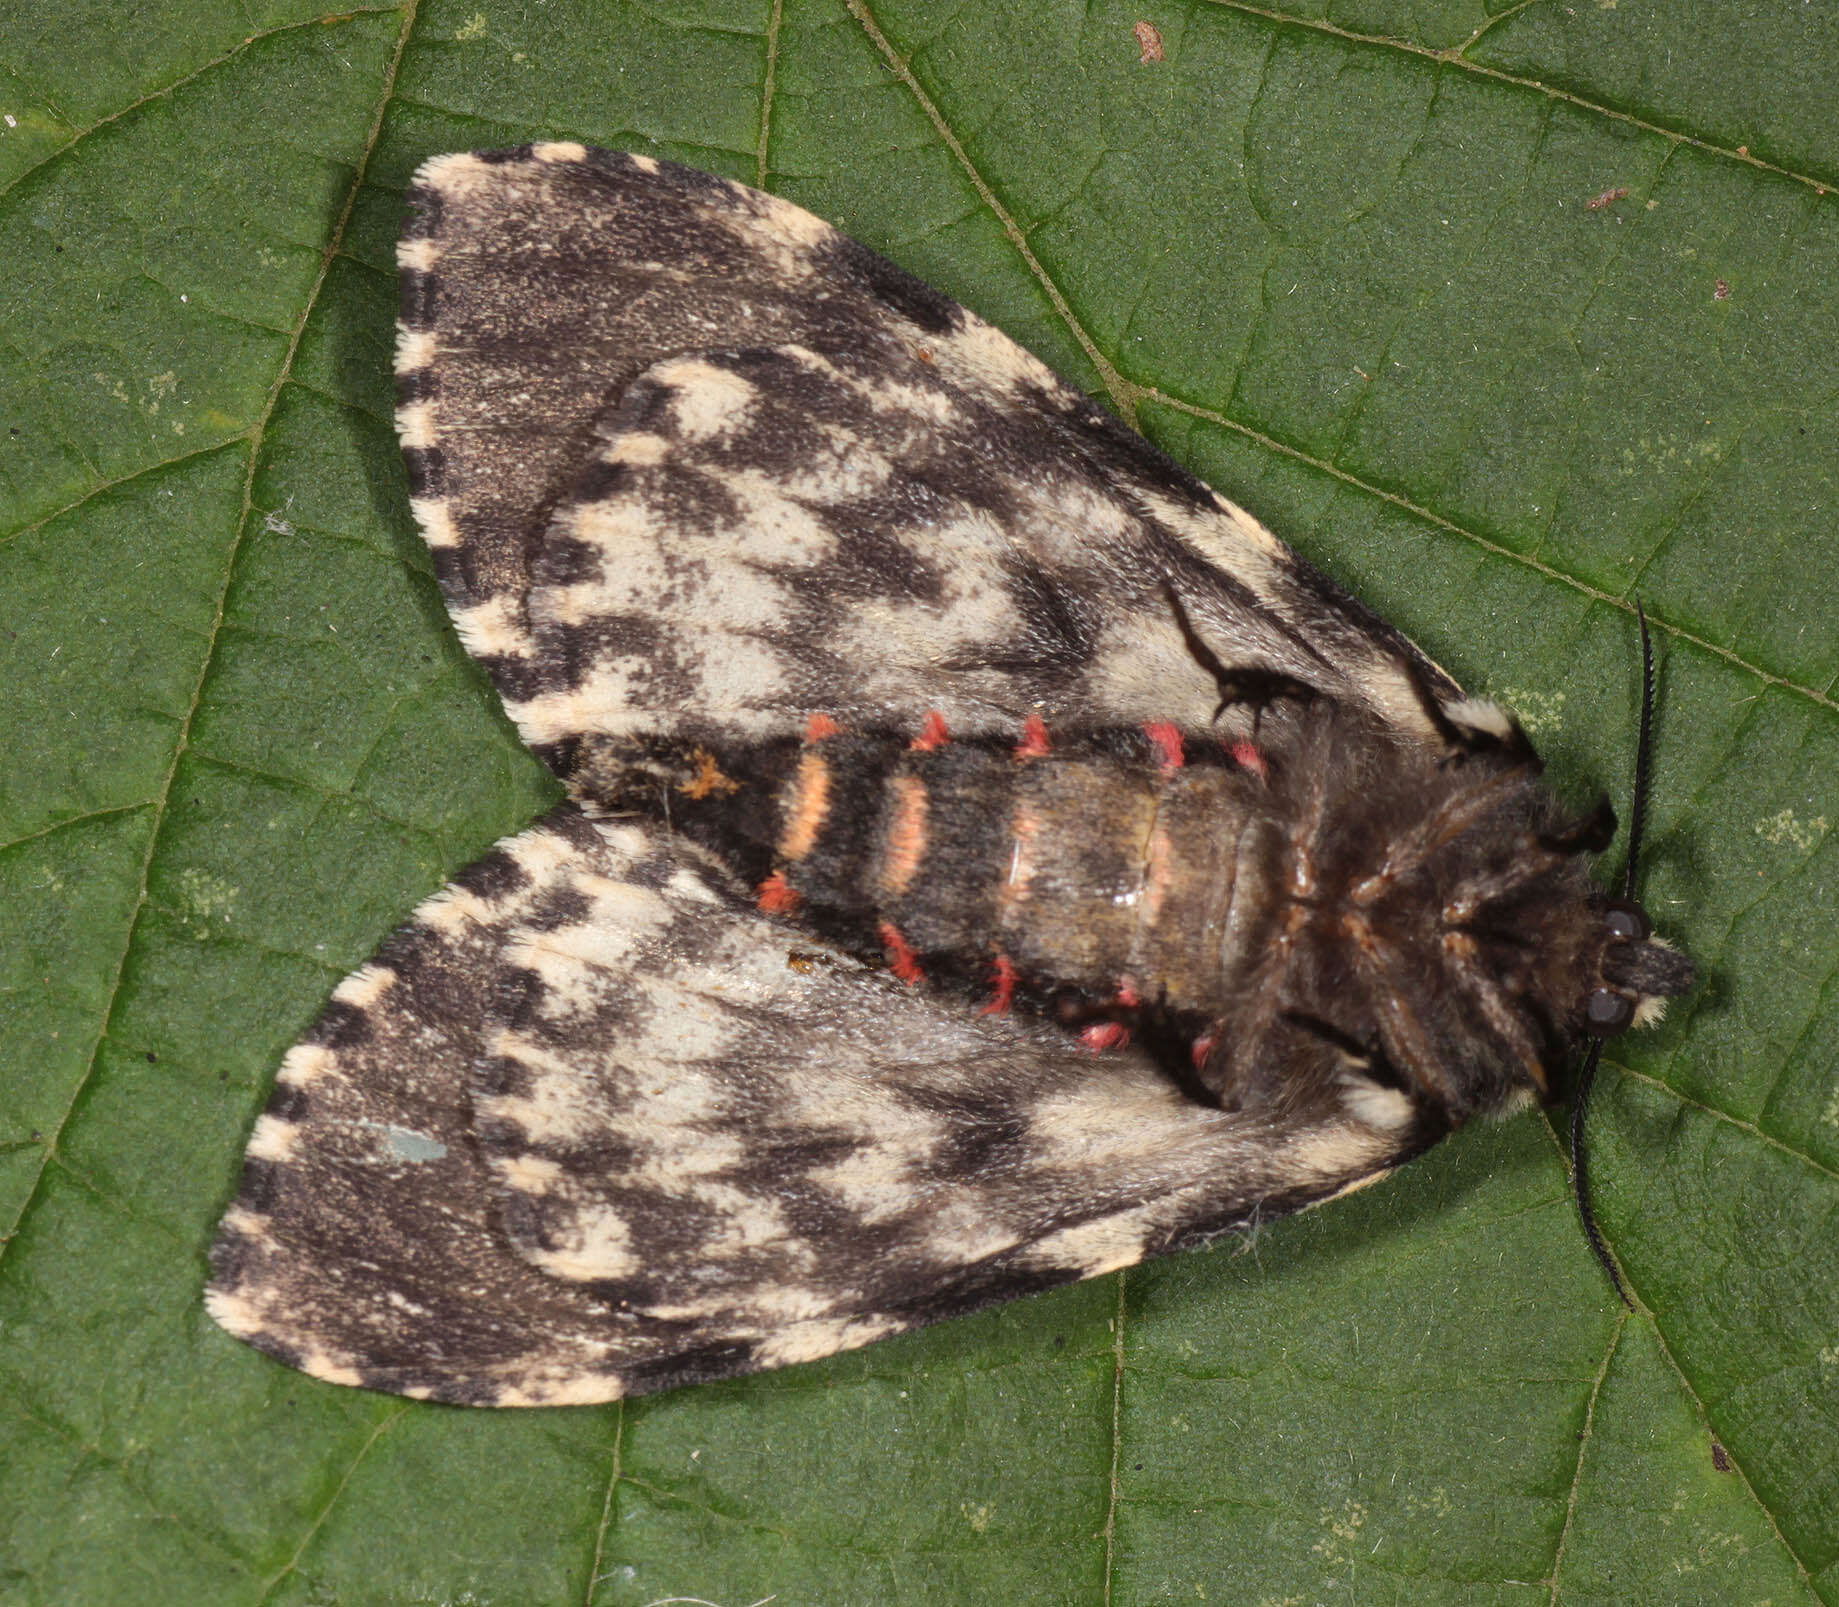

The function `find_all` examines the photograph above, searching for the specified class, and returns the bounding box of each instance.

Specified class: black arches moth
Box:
[206,144,1693,1407]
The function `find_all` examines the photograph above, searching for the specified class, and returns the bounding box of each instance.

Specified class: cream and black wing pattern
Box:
[206,805,1410,1406]
[207,144,1693,1405]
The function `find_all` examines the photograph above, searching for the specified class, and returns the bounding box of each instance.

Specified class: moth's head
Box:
[1389,753,1695,1113]
[1577,894,1696,1039]
[1506,604,1697,1067]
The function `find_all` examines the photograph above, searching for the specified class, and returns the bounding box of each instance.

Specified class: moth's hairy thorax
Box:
[1245,710,1605,1126]
[641,704,1606,1136]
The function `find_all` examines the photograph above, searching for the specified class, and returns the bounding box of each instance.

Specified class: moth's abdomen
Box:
[665,719,1285,1020]
[651,698,1681,1133]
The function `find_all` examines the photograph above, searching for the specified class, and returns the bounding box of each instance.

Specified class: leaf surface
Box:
[1,2,1833,1602]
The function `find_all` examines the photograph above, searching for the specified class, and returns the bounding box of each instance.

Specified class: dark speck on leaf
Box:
[1711,1441,1733,1472]
[146,1051,158,1063]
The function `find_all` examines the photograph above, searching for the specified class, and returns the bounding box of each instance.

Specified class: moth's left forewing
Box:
[394,145,968,686]
[397,143,1475,788]
[1153,495,1473,735]
[508,341,1471,793]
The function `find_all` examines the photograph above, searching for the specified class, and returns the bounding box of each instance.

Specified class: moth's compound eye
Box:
[1603,898,1651,942]
[1583,987,1637,1036]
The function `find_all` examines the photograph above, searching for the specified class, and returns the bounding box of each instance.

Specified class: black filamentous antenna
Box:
[1570,602,1656,1309]
[1569,1040,1626,1306]
[1620,604,1657,906]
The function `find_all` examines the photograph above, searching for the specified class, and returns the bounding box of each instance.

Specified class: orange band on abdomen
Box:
[777,752,833,862]
[879,773,930,896]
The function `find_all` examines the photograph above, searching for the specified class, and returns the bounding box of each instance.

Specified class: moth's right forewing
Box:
[207,806,626,1405]
[209,806,1419,1405]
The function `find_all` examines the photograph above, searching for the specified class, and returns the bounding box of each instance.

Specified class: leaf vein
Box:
[1548,1313,1619,1607]
[1197,0,1835,195]
[1615,1060,1839,1186]
[0,0,419,1267]
[1643,1319,1826,1598]
[0,7,407,206]
[1103,1271,1126,1607]
[257,1404,409,1603]
[584,1404,626,1606]
[1144,390,1839,712]
[844,0,1138,425]
[0,1392,260,1575]
[755,0,784,192]
[0,801,154,858]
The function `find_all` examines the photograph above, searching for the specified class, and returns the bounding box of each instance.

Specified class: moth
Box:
[206,144,1694,1406]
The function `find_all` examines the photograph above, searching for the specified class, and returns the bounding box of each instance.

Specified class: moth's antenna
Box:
[1569,1038,1630,1307]
[1622,601,1657,902]
[1569,600,1655,1310]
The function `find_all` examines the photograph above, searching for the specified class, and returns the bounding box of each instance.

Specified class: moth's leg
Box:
[1206,665,1322,720]
[1162,582,1320,722]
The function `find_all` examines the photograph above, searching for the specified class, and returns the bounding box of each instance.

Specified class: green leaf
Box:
[2,1,1833,1601]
